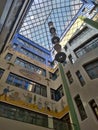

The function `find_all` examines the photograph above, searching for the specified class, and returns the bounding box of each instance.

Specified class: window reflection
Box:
[89,99,98,120]
[76,70,85,86]
[15,57,46,77]
[5,53,13,61]
[50,85,64,101]
[75,36,98,58]
[17,38,50,57]
[74,94,87,121]
[0,68,4,79]
[66,71,73,84]
[20,47,46,64]
[6,73,47,97]
[84,59,98,79]
[0,102,48,127]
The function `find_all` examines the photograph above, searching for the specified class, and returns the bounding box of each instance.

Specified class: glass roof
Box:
[19,0,83,50]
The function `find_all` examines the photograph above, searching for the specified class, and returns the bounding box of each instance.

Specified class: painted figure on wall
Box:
[23,92,32,103]
[9,91,20,101]
[0,86,14,100]
[44,101,51,111]
[37,98,43,110]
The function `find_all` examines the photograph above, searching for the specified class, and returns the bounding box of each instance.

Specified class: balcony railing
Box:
[0,101,74,130]
[75,37,98,58]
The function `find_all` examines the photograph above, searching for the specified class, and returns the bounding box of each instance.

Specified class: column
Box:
[59,63,80,130]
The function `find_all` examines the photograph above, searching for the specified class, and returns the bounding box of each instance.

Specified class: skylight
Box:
[19,0,83,50]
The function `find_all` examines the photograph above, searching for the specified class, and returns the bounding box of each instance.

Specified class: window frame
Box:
[76,70,85,86]
[83,59,98,79]
[4,53,13,61]
[66,71,73,84]
[0,68,5,79]
[6,73,47,97]
[89,99,98,120]
[74,94,87,121]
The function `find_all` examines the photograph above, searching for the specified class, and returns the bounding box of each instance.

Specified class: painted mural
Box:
[0,86,14,100]
[23,92,32,103]
[0,86,69,118]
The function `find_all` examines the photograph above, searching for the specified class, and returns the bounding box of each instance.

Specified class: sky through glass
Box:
[19,0,83,50]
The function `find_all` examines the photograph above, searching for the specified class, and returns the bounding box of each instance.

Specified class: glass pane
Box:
[0,68,4,79]
[19,0,83,50]
[84,60,98,79]
[5,53,13,61]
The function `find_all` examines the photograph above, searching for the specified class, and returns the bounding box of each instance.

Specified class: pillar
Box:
[59,63,80,130]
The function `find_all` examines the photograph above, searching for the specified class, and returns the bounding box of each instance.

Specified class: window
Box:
[66,71,73,84]
[74,35,98,58]
[0,68,4,79]
[12,44,18,49]
[49,69,59,80]
[55,85,64,101]
[18,38,50,58]
[14,77,23,87]
[89,99,98,120]
[20,47,46,64]
[53,118,67,130]
[0,101,48,127]
[34,84,41,95]
[6,73,47,97]
[53,114,73,130]
[4,53,13,61]
[41,86,47,97]
[83,59,98,79]
[76,71,85,86]
[15,57,46,77]
[64,45,67,51]
[68,54,75,64]
[50,89,56,100]
[50,85,64,101]
[17,38,25,44]
[48,61,55,67]
[74,94,87,120]
[34,84,47,97]
[61,113,72,130]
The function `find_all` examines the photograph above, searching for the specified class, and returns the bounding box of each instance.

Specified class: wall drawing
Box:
[23,92,32,103]
[0,86,14,100]
[9,91,20,100]
[44,101,51,111]
[37,98,43,110]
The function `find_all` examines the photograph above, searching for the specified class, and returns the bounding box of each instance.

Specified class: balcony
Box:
[0,101,73,130]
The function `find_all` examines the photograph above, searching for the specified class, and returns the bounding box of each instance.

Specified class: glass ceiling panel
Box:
[19,0,83,50]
